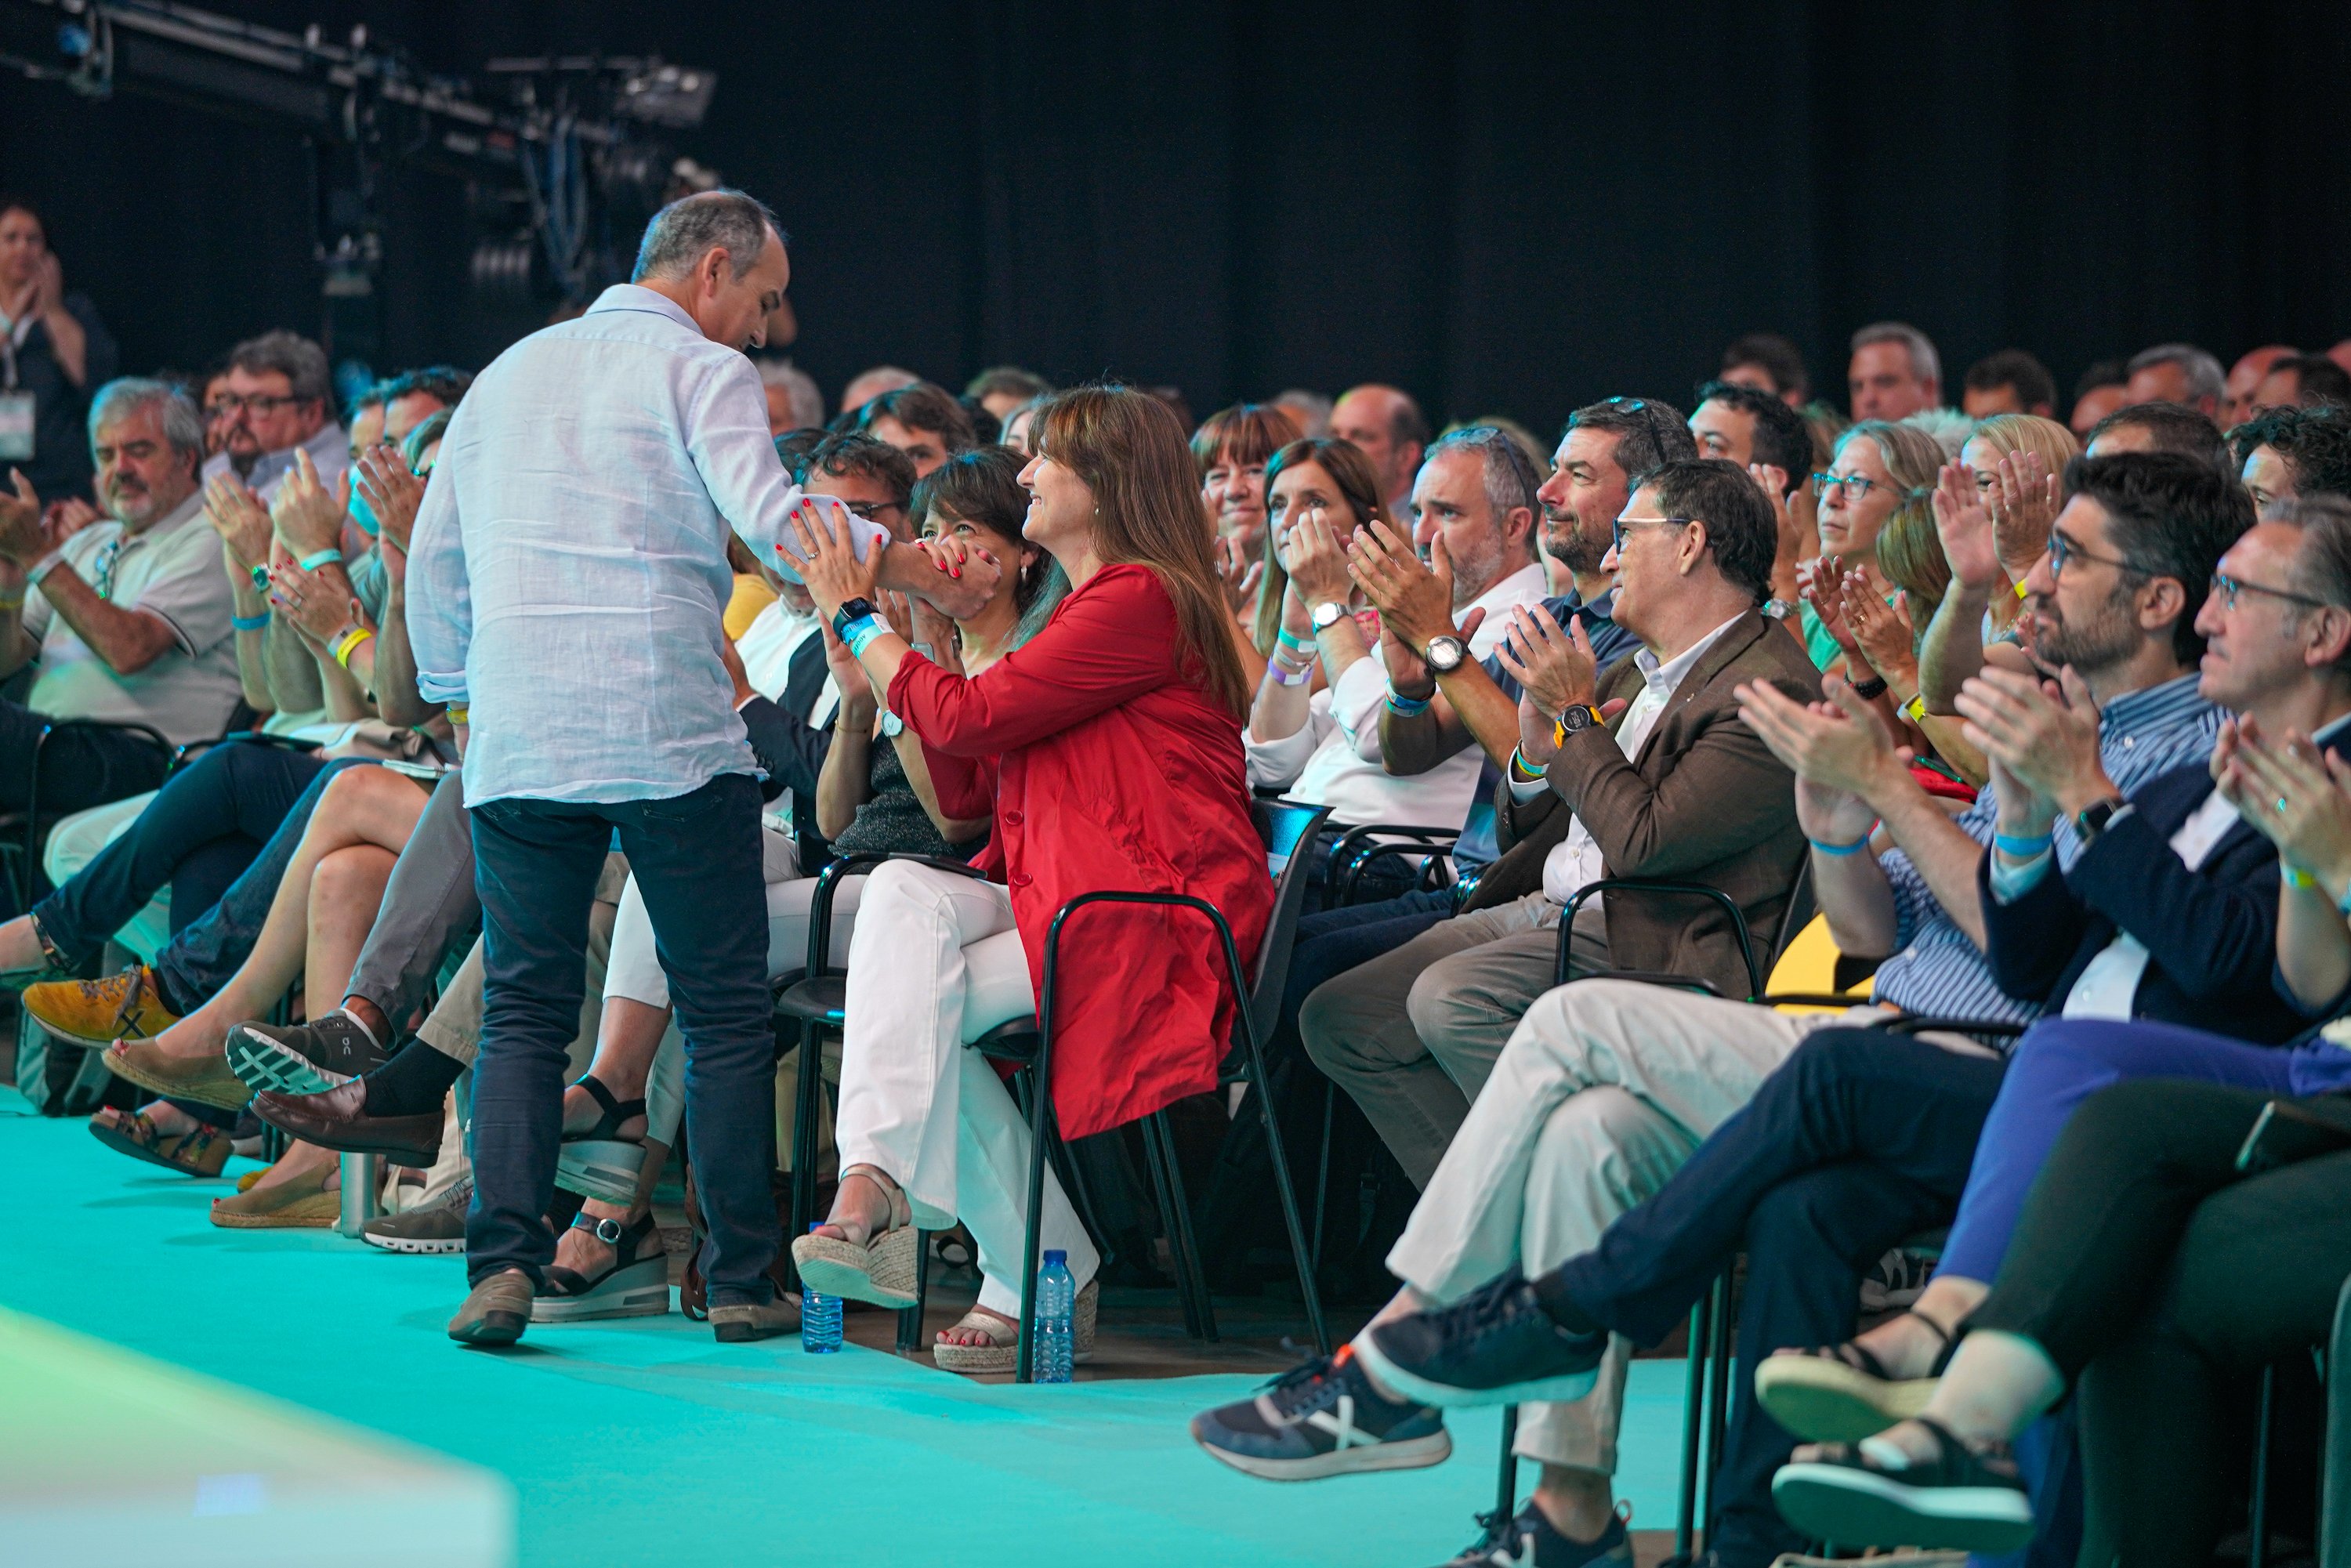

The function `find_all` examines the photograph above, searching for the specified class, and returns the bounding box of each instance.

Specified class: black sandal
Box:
[1754,1309,1955,1443]
[531,1211,670,1323]
[555,1074,650,1207]
[1772,1414,2033,1554]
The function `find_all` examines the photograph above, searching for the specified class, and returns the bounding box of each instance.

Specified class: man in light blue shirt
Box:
[408,189,995,1347]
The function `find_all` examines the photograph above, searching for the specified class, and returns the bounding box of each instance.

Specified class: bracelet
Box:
[331,626,375,669]
[843,616,890,658]
[1993,831,2054,859]
[1386,688,1433,718]
[1901,693,1927,722]
[1268,658,1312,687]
[1274,625,1314,653]
[447,705,469,726]
[231,611,271,632]
[27,549,67,587]
[2284,864,2318,890]
[1809,822,1880,856]
[1509,747,1545,783]
[297,547,341,572]
[1849,673,1889,701]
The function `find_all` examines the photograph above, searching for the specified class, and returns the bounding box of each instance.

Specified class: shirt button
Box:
[1004,809,1023,826]
[2122,737,2134,748]
[1012,871,1032,888]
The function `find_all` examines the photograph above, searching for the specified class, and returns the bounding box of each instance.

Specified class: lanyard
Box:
[0,309,35,391]
[89,535,124,600]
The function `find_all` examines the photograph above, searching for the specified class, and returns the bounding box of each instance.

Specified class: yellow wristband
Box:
[447,705,469,726]
[1901,693,1926,722]
[2014,578,2030,599]
[331,626,375,669]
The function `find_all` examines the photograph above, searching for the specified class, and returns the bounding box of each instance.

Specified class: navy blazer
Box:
[1976,762,2304,1043]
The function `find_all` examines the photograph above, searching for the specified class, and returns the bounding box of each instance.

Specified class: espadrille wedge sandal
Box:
[790,1164,920,1308]
[932,1280,1098,1374]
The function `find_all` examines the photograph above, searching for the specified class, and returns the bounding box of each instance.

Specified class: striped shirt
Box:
[1870,673,2220,1029]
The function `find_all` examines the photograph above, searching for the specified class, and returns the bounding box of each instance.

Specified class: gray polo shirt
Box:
[24,489,242,744]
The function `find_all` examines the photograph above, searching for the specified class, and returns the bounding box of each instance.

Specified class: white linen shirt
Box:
[1522,613,1744,907]
[1244,560,1548,828]
[404,284,889,806]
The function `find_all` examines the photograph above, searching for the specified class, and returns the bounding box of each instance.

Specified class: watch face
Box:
[1311,600,1346,629]
[1559,704,1596,733]
[881,710,905,737]
[1425,636,1465,672]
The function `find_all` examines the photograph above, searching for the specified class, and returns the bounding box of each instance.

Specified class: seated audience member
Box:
[1304,457,1818,1190]
[2235,400,2351,513]
[2224,343,2299,427]
[839,364,918,416]
[781,387,1272,1377]
[853,381,976,477]
[1248,430,1549,899]
[2121,342,2226,421]
[2081,397,2229,466]
[1272,387,1333,440]
[1816,491,1980,783]
[965,366,1052,423]
[0,379,238,860]
[755,355,824,435]
[1687,378,1817,609]
[1958,349,2058,418]
[1718,331,1812,407]
[1846,321,1941,422]
[2248,349,2351,411]
[1795,418,1943,672]
[1330,383,1431,523]
[1194,401,1303,628]
[1198,451,2241,1567]
[998,397,1046,457]
[1772,1081,2351,1564]
[2067,360,2130,440]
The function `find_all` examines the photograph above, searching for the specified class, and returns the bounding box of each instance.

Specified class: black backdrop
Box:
[4,0,2348,434]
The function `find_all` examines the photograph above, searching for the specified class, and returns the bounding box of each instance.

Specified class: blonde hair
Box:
[1874,492,1951,640]
[1965,412,2081,476]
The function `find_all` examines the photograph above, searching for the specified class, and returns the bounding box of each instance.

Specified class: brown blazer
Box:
[1461,608,1821,999]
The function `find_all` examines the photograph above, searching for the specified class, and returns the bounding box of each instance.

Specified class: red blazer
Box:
[889,563,1272,1139]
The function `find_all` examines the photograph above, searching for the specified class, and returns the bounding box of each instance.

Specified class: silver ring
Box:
[2278,796,2291,814]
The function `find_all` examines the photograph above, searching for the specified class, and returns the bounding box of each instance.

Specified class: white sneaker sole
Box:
[1771,1462,2035,1555]
[1353,1329,1598,1410]
[361,1227,465,1255]
[1193,1425,1452,1482]
[224,1029,354,1095]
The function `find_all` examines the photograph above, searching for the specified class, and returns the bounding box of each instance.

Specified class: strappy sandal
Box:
[931,1280,1099,1374]
[531,1211,672,1323]
[1755,1308,1954,1443]
[555,1074,648,1205]
[790,1164,920,1308]
[87,1107,231,1178]
[1770,1415,2034,1555]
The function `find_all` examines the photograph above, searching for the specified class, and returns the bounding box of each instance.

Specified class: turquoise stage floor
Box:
[0,1092,1693,1566]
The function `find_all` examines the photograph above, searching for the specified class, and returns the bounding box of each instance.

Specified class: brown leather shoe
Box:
[252,1079,443,1168]
[448,1268,534,1347]
[102,1037,252,1111]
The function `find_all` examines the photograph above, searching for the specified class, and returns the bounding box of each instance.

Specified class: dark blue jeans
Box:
[465,773,777,1302]
[32,741,329,972]
[1549,1027,2009,1566]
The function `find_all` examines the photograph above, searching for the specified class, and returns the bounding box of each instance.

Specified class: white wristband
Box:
[26,549,67,586]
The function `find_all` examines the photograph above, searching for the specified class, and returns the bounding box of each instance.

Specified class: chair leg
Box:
[1310,1078,1335,1274]
[1701,1272,1734,1547]
[896,1230,929,1354]
[786,1020,825,1294]
[1245,1064,1330,1355]
[1496,1406,1520,1516]
[1015,1038,1055,1385]
[1673,1287,1713,1562]
[2250,1363,2277,1568]
[1140,1114,1205,1339]
[1152,1111,1218,1344]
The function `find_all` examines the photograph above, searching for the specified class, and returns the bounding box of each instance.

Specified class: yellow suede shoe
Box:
[21,967,180,1049]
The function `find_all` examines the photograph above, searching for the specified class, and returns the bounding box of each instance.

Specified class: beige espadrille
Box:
[932,1280,1098,1374]
[790,1164,919,1308]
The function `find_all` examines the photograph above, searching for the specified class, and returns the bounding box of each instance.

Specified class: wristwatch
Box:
[1424,634,1467,673]
[1310,599,1348,632]
[830,596,881,639]
[880,709,905,737]
[1556,703,1606,738]
[2074,796,2128,846]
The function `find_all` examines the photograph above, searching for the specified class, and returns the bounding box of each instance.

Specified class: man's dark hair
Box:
[965,365,1052,404]
[795,429,915,507]
[1565,396,1698,483]
[2274,496,2351,672]
[1425,425,1543,554]
[854,382,978,455]
[1636,458,1777,605]
[1963,349,2057,412]
[226,329,331,407]
[2073,358,2128,402]
[2060,451,2255,663]
[773,427,827,473]
[381,365,474,409]
[2265,353,2351,409]
[632,188,781,283]
[1720,332,1809,400]
[960,394,1002,445]
[1692,379,1811,494]
[2232,404,2351,500]
[0,194,45,232]
[2088,401,2230,472]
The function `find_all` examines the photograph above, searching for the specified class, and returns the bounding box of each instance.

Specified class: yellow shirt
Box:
[723,572,778,640]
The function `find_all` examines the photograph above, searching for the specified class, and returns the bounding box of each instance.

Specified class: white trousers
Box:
[1386,979,1834,1473]
[834,860,1099,1318]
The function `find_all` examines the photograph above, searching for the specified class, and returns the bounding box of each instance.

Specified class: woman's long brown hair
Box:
[1250,436,1393,655]
[1034,385,1253,719]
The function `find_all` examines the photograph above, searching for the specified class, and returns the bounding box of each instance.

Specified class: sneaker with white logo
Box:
[1432,1502,1632,1567]
[1189,1345,1452,1482]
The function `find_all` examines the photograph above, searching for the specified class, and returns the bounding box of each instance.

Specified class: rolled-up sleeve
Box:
[686,357,887,580]
[1244,692,1330,788]
[1328,656,1390,762]
[404,439,471,707]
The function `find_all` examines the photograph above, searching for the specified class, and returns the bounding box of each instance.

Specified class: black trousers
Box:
[464,773,778,1303]
[1968,1077,2351,1568]
[1549,1026,2009,1566]
[0,698,174,915]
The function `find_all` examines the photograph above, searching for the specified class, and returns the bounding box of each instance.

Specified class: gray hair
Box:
[632,188,781,284]
[1427,424,1542,543]
[1850,320,1942,390]
[755,357,825,429]
[88,377,205,467]
[2127,342,2226,407]
[226,329,331,407]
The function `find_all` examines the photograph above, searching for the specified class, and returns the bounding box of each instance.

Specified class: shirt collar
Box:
[585,282,703,335]
[2098,672,2212,742]
[1635,611,1744,694]
[1465,561,1549,616]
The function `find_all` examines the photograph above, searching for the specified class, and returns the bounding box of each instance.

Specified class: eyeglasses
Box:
[1810,472,1884,502]
[2209,570,2336,614]
[206,393,310,417]
[1610,515,1694,553]
[2045,529,2143,579]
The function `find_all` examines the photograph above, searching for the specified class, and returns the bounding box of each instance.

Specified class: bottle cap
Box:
[810,1222,826,1233]
[1042,1249,1067,1266]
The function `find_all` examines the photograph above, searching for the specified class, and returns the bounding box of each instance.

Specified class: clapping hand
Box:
[1954,665,2109,814]
[354,446,425,555]
[266,553,364,647]
[43,497,100,545]
[270,447,348,561]
[1349,518,1462,653]
[0,470,45,565]
[1985,449,2061,561]
[1736,676,1912,803]
[1215,534,1264,617]
[1798,553,1862,658]
[1837,572,1915,683]
[1931,460,2003,594]
[1280,502,1356,610]
[818,619,878,720]
[205,474,273,571]
[2215,715,2351,891]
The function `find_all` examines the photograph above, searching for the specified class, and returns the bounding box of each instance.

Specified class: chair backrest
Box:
[1248,798,1335,1044]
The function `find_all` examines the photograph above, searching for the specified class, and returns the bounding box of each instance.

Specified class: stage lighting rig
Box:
[0,0,721,357]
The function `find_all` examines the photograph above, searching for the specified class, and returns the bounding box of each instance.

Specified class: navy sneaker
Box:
[1189,1345,1452,1481]
[1357,1269,1607,1409]
[1432,1502,1632,1566]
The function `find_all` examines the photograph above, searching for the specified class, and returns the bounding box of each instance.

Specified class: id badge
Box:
[0,391,32,462]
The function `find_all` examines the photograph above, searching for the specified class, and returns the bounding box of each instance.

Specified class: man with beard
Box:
[0,378,237,841]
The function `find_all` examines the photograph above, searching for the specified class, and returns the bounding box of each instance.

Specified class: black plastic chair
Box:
[0,717,177,907]
[2324,1273,2349,1568]
[965,797,1335,1381]
[1323,822,1463,905]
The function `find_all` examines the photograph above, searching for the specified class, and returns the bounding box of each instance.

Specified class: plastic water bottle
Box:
[802,1224,842,1354]
[1034,1248,1075,1383]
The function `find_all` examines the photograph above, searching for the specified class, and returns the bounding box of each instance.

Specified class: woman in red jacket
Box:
[785,386,1273,1371]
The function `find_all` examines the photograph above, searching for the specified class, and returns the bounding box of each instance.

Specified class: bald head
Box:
[2226,345,2299,427]
[1331,383,1430,509]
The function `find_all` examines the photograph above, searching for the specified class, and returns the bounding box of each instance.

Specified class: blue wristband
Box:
[1993,831,2054,859]
[231,611,271,632]
[1275,625,1313,653]
[297,548,340,572]
[844,616,890,658]
[1809,824,1879,856]
[1386,688,1432,718]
